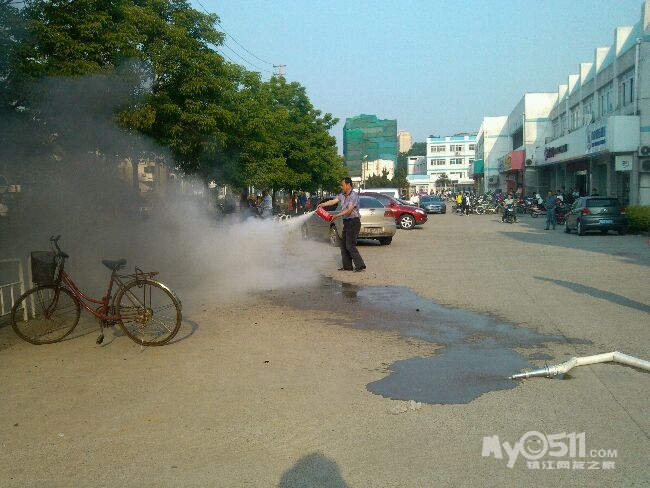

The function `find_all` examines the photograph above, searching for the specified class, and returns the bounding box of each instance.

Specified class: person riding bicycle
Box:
[502,194,515,222]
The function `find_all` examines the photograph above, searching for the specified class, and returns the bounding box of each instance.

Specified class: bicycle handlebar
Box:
[50,235,69,258]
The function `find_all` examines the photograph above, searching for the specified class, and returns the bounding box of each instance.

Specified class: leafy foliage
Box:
[364,168,391,189]
[2,0,344,194]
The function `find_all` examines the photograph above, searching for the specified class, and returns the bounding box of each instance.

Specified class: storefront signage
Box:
[544,144,568,160]
[615,155,632,172]
[587,122,607,153]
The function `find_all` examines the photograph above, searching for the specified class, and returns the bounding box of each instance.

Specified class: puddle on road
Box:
[270,277,588,405]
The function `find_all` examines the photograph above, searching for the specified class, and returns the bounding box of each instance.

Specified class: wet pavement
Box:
[271,277,589,404]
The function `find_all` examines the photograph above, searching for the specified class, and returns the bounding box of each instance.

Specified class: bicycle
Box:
[11,236,182,346]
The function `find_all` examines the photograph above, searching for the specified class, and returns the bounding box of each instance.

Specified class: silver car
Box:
[301,195,397,246]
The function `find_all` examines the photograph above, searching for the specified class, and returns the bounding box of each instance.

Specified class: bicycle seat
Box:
[102,259,127,271]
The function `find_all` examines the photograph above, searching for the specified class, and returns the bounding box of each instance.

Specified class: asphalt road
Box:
[1,210,648,487]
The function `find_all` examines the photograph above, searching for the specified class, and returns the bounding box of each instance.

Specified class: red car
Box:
[361,192,428,229]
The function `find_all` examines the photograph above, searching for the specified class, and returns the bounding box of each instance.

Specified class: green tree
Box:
[391,166,409,195]
[9,0,346,196]
[436,173,451,188]
[365,168,391,189]
[14,0,238,185]
[230,75,345,194]
[0,0,28,109]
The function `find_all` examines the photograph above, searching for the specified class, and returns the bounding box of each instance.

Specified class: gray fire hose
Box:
[510,351,650,380]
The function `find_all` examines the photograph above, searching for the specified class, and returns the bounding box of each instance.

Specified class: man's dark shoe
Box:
[353,266,366,272]
[338,267,353,271]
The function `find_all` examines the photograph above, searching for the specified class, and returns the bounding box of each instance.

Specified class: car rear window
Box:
[359,196,384,209]
[586,198,620,208]
[365,194,390,206]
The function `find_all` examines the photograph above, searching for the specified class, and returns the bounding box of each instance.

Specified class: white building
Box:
[408,133,476,193]
[471,93,559,194]
[471,116,509,192]
[473,1,650,205]
[362,158,395,183]
[406,155,426,175]
[398,130,413,153]
[532,3,650,206]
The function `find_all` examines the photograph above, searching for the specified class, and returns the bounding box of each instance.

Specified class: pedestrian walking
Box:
[317,177,366,272]
[544,191,558,230]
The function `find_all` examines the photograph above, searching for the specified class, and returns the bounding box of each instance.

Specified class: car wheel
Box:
[577,220,585,236]
[399,214,415,230]
[329,225,341,246]
[564,221,571,233]
[601,229,608,235]
[377,237,392,245]
[531,212,538,218]
[618,228,627,236]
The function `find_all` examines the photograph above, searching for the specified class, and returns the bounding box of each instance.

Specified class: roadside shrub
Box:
[625,206,650,233]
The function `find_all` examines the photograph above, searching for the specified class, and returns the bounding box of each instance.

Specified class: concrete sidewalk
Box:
[0,211,648,487]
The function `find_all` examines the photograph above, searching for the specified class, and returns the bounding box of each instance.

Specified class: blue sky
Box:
[194,0,644,150]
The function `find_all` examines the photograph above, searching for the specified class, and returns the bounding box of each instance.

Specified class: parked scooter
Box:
[529,203,545,218]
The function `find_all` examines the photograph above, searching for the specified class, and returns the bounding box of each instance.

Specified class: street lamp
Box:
[361,154,368,189]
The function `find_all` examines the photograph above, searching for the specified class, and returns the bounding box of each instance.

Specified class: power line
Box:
[222,42,273,74]
[194,0,275,72]
[214,20,273,66]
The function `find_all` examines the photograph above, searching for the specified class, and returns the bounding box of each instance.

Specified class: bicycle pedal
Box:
[96,334,104,345]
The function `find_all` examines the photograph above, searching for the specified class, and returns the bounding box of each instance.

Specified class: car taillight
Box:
[620,207,626,215]
[384,210,392,218]
[581,208,591,216]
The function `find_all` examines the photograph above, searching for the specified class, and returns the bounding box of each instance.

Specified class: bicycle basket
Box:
[31,251,58,285]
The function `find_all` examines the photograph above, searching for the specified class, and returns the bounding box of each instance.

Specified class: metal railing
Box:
[0,258,28,322]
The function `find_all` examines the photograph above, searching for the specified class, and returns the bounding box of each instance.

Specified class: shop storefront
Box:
[534,116,639,204]
[498,150,525,194]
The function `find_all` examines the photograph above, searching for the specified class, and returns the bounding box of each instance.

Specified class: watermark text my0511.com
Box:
[482,431,617,469]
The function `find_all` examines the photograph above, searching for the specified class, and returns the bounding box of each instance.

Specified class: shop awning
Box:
[472,159,484,175]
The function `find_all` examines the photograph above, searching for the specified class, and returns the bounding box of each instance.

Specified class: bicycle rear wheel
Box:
[11,286,81,345]
[115,278,182,346]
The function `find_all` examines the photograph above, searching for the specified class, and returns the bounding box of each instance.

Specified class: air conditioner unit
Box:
[488,176,497,184]
[525,159,534,166]
[639,146,650,157]
[640,159,650,172]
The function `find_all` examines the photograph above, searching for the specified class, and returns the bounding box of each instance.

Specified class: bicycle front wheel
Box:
[115,279,182,346]
[11,286,81,345]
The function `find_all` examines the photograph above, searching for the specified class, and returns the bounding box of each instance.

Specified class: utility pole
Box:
[273,64,286,77]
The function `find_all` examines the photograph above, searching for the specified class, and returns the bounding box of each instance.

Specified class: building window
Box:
[583,96,594,121]
[570,104,580,130]
[619,70,634,107]
[552,118,560,138]
[599,83,614,116]
[449,144,463,152]
[469,144,475,151]
[435,159,445,165]
[450,158,463,165]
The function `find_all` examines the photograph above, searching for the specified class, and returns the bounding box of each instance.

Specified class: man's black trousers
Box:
[340,217,365,270]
